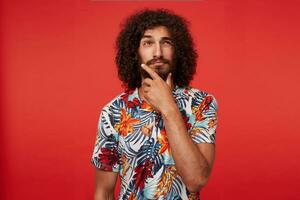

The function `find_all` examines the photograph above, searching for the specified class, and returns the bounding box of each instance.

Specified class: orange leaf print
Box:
[154,166,176,198]
[141,122,154,137]
[158,129,170,154]
[128,193,137,200]
[190,127,201,137]
[208,118,217,128]
[140,100,153,112]
[114,108,140,137]
[192,96,213,121]
[121,155,130,176]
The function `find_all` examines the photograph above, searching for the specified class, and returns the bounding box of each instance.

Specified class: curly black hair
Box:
[115,8,198,90]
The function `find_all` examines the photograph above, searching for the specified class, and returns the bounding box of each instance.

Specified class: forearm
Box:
[161,104,211,192]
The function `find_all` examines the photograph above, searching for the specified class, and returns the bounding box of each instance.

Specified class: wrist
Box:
[161,102,179,119]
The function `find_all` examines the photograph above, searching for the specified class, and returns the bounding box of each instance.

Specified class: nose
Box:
[153,43,162,58]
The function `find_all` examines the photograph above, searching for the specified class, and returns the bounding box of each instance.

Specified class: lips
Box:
[150,60,164,65]
[145,59,169,67]
[153,61,163,64]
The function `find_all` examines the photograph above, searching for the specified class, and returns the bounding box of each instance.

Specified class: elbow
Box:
[185,176,209,193]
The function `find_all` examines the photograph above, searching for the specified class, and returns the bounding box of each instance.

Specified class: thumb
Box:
[166,73,172,87]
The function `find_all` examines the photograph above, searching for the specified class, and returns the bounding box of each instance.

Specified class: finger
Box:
[142,85,151,94]
[141,81,151,91]
[143,88,150,93]
[142,78,152,87]
[142,82,150,88]
[166,73,172,88]
[142,83,151,91]
[141,64,160,80]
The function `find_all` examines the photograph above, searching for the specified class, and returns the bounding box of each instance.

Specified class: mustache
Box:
[145,58,170,65]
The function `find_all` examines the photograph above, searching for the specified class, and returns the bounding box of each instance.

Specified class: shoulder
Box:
[100,90,131,113]
[176,86,217,101]
[175,86,218,111]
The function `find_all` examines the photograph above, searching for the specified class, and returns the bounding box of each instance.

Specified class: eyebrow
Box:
[141,35,173,41]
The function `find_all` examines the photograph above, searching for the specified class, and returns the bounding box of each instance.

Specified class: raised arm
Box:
[140,64,218,192]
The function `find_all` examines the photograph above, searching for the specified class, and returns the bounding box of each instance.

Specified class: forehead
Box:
[142,26,171,38]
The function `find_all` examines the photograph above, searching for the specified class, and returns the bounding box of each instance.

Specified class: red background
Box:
[1,0,299,199]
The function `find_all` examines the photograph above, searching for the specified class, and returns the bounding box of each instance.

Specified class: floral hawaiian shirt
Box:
[91,85,218,200]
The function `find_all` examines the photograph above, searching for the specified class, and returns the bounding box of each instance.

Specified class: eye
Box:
[143,40,153,46]
[162,40,173,46]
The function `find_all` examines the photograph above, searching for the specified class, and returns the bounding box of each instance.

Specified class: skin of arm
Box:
[94,169,118,200]
[140,64,215,192]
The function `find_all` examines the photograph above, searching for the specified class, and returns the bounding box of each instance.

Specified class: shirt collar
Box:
[128,85,180,104]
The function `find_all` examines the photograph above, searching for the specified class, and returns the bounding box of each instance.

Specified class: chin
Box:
[158,72,169,81]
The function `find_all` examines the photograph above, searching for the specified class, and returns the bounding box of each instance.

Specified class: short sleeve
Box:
[189,94,218,144]
[91,106,120,172]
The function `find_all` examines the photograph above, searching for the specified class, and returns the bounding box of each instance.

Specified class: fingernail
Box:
[141,64,145,67]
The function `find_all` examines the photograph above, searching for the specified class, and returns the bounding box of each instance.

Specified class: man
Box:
[91,9,218,200]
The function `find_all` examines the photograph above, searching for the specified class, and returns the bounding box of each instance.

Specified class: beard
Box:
[139,58,173,81]
[140,66,170,81]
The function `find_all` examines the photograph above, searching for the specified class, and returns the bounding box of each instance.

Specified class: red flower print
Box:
[99,147,118,171]
[121,91,141,108]
[133,159,153,190]
[182,115,192,130]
